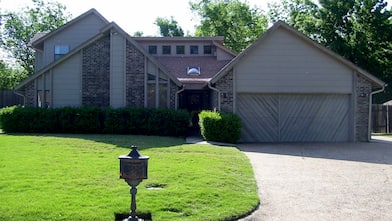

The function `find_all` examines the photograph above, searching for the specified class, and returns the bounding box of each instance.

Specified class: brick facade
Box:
[24,81,35,107]
[214,69,234,113]
[125,40,145,107]
[169,81,178,109]
[82,34,110,107]
[355,74,372,141]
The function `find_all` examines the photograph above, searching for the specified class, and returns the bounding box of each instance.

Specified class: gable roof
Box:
[211,21,386,89]
[16,22,182,90]
[30,8,109,50]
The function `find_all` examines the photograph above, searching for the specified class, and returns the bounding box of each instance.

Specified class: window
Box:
[190,45,199,54]
[176,45,185,54]
[204,45,212,54]
[148,45,157,54]
[37,90,50,108]
[54,45,69,60]
[187,66,201,75]
[162,45,171,55]
[147,73,156,107]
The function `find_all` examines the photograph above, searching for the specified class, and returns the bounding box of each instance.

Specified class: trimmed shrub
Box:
[57,106,103,133]
[0,106,190,136]
[199,110,242,143]
[104,108,190,136]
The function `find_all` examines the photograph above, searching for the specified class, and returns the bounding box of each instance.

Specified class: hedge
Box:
[199,110,242,143]
[0,106,190,137]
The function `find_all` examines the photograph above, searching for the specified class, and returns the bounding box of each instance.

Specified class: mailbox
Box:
[119,145,149,181]
[118,145,149,221]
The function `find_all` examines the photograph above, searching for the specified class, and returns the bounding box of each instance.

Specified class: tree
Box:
[0,60,27,89]
[155,17,184,37]
[190,0,268,53]
[267,0,321,41]
[0,0,71,75]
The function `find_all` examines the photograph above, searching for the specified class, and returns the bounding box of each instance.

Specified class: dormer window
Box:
[190,45,199,55]
[54,45,69,60]
[148,45,157,54]
[204,45,212,54]
[162,45,171,55]
[187,66,201,75]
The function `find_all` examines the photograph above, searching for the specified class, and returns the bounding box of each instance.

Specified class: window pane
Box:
[190,45,199,54]
[176,45,185,54]
[148,45,157,54]
[159,83,168,108]
[204,45,212,54]
[45,90,50,108]
[37,90,43,107]
[147,73,156,81]
[162,45,171,55]
[147,83,155,108]
[54,45,69,60]
[55,45,69,54]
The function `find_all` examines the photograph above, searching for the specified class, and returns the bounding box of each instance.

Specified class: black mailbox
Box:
[119,145,149,181]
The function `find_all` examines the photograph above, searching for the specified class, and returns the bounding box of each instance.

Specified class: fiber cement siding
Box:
[43,13,107,67]
[52,53,82,107]
[110,32,126,108]
[237,94,351,142]
[236,27,353,94]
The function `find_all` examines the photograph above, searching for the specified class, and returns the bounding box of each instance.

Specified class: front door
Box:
[179,90,211,133]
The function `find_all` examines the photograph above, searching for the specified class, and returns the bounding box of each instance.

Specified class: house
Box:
[15,9,386,142]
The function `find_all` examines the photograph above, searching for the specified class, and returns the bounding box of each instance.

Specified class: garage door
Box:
[237,94,351,142]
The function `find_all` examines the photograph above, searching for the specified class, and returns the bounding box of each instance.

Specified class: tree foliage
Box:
[0,60,27,89]
[268,0,392,102]
[190,0,268,53]
[155,17,184,37]
[0,0,71,75]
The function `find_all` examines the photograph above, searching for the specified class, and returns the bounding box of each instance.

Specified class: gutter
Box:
[13,89,26,106]
[368,84,387,141]
[208,82,220,111]
[175,86,185,110]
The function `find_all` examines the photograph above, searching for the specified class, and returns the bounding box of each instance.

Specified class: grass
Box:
[0,134,258,221]
[372,133,392,138]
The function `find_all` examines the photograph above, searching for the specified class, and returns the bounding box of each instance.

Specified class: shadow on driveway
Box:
[239,138,392,165]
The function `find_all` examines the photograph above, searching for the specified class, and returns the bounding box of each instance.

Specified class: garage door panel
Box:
[237,94,351,142]
[237,95,279,142]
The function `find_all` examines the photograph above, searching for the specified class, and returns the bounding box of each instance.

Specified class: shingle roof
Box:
[154,56,232,82]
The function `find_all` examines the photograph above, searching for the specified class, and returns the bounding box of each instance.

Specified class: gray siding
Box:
[52,53,82,107]
[235,27,353,94]
[110,32,126,108]
[42,13,107,68]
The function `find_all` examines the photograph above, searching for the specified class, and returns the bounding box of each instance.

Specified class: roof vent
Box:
[187,66,201,75]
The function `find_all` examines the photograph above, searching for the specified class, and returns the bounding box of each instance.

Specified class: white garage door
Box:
[237,94,351,142]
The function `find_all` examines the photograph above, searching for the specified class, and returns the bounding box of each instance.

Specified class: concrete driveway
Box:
[238,137,392,221]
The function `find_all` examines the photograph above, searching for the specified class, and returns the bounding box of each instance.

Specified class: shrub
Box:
[0,106,190,136]
[199,110,242,143]
[104,108,190,136]
[57,106,103,133]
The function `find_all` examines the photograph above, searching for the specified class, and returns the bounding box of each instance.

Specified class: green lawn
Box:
[0,134,258,221]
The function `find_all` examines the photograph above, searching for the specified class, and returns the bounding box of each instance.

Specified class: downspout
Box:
[175,86,185,110]
[13,89,26,106]
[208,82,220,111]
[368,84,387,141]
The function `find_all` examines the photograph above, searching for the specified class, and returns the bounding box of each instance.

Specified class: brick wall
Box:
[82,34,110,107]
[24,81,35,107]
[215,69,234,113]
[125,40,145,107]
[355,74,372,141]
[169,80,178,109]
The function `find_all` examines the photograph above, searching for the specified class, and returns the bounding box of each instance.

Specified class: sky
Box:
[1,0,274,36]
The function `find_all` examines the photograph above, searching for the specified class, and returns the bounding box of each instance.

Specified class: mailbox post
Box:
[119,145,149,221]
